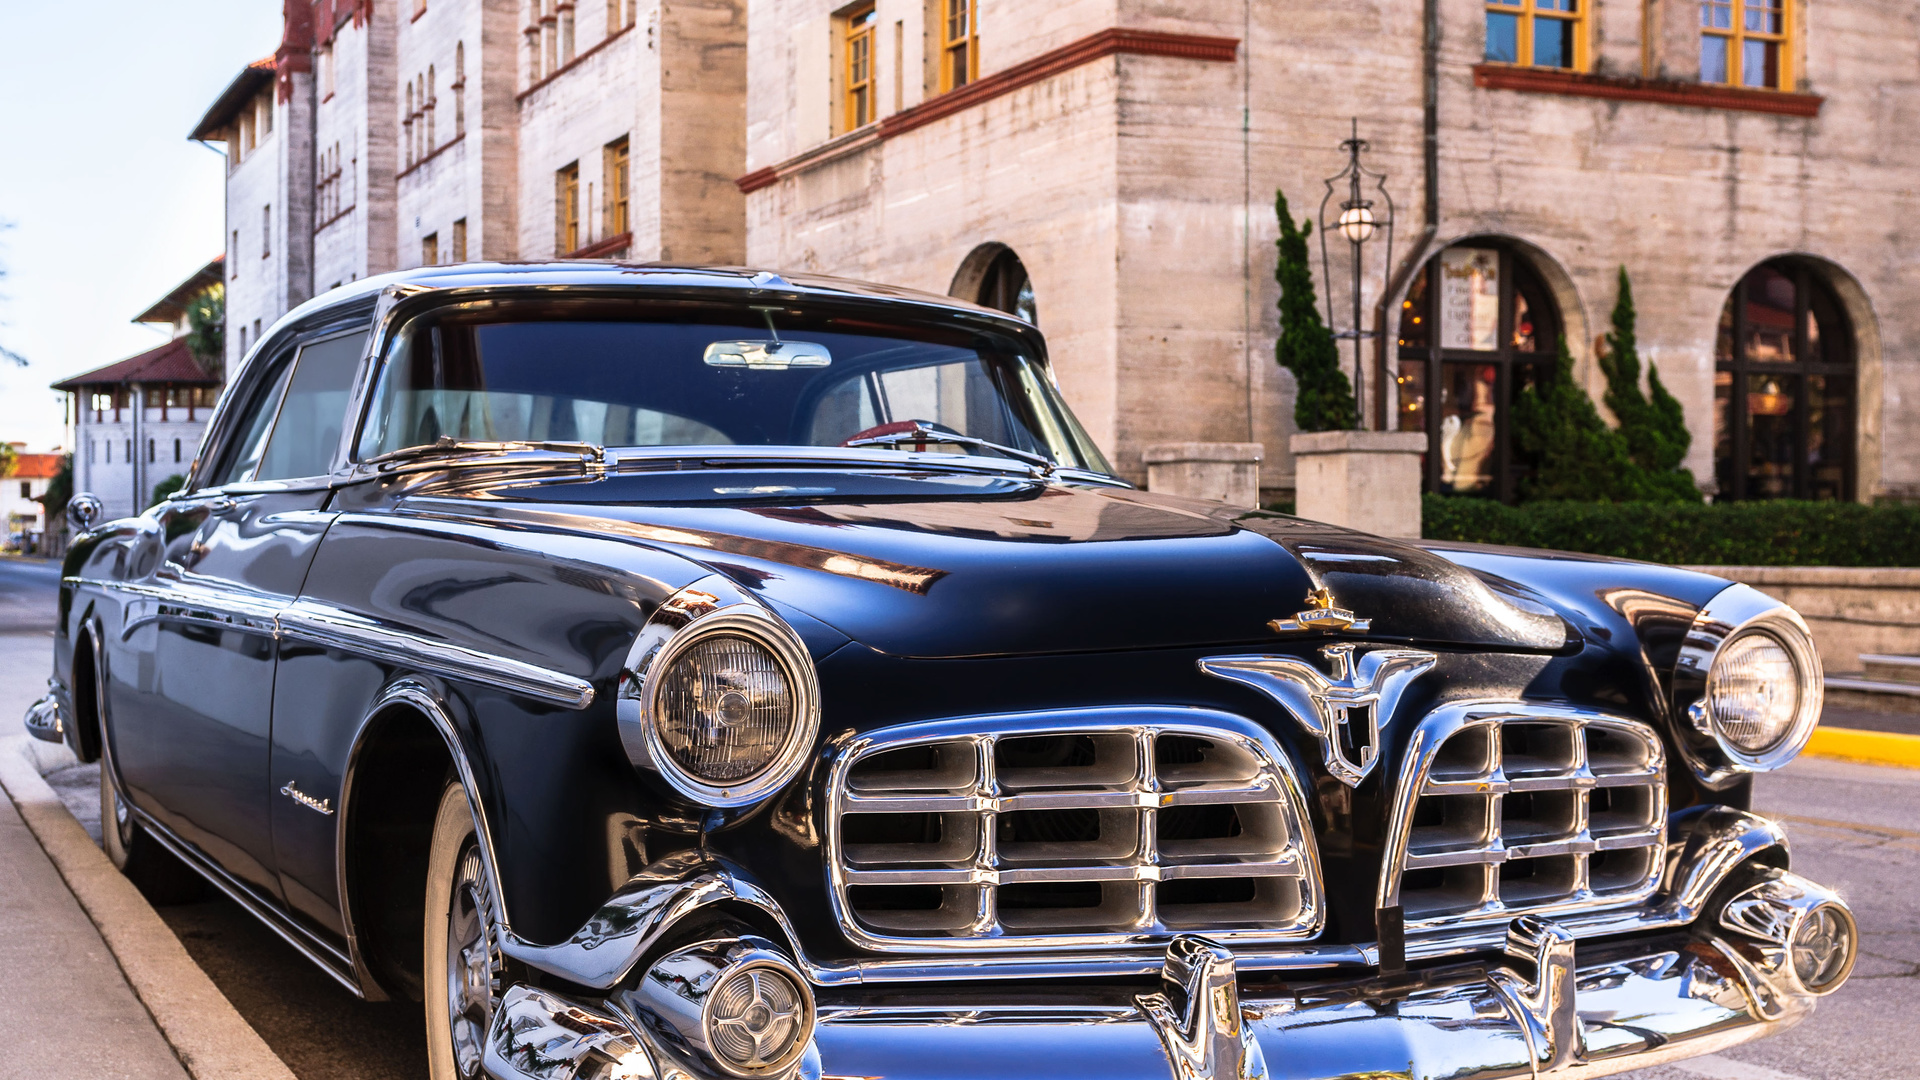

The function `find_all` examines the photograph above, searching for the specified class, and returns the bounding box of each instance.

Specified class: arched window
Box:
[1713,260,1854,500]
[1394,243,1562,500]
[976,250,1035,324]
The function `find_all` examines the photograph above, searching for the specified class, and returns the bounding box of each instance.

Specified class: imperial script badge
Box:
[1198,644,1436,786]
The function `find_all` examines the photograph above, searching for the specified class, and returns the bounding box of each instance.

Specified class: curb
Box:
[0,740,299,1080]
[1803,725,1920,770]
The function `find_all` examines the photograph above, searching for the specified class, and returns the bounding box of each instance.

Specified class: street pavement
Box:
[0,554,1913,1080]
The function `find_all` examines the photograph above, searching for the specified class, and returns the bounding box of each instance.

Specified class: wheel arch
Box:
[338,678,492,1003]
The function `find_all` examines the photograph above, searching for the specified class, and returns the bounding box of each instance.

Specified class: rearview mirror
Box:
[703,340,832,370]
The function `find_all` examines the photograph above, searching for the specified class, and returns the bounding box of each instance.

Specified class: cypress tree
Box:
[1512,335,1644,501]
[1598,267,1698,501]
[1275,189,1357,432]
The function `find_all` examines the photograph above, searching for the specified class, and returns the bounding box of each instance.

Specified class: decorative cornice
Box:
[1472,64,1824,118]
[396,132,465,182]
[737,28,1239,194]
[517,25,634,103]
[565,231,633,259]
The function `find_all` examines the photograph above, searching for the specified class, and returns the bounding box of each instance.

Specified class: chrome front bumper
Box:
[485,867,1853,1080]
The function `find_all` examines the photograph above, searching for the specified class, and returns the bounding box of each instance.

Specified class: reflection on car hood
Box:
[404,473,1567,659]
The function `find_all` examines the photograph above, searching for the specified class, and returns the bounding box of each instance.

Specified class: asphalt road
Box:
[0,555,1912,1080]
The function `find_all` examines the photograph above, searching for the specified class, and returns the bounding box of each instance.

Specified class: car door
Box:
[122,322,368,903]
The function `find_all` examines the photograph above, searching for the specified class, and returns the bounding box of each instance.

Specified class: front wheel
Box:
[98,755,203,904]
[425,780,506,1080]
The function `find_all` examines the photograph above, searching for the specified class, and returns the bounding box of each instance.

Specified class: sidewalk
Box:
[0,734,190,1080]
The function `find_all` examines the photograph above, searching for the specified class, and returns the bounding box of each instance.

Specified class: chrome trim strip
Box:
[280,599,595,710]
[1199,644,1436,787]
[129,801,363,996]
[1673,582,1824,787]
[823,706,1326,954]
[72,575,594,710]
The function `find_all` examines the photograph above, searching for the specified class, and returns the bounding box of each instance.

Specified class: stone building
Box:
[0,451,66,549]
[217,0,1920,504]
[53,261,226,521]
[201,0,747,364]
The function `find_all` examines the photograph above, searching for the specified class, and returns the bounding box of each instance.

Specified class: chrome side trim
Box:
[1673,582,1824,787]
[281,598,595,710]
[617,575,821,806]
[69,577,595,711]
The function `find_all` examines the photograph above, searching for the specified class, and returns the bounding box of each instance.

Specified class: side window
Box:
[255,331,368,481]
[212,357,297,487]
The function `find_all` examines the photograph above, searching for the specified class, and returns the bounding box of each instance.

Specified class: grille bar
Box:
[827,709,1324,952]
[1380,703,1668,932]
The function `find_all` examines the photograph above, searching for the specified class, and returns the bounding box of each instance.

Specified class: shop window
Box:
[423,232,439,266]
[452,218,468,262]
[1701,0,1790,90]
[1396,244,1561,501]
[966,246,1037,326]
[1483,0,1584,70]
[843,4,878,131]
[1712,260,1854,500]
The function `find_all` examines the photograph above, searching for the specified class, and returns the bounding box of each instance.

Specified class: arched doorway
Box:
[1394,242,1564,501]
[951,243,1038,325]
[1712,260,1856,501]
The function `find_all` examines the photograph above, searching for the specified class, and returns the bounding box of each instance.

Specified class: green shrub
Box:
[1423,495,1920,566]
[1596,268,1697,502]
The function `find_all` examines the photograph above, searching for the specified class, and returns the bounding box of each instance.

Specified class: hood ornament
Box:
[1268,588,1369,635]
[1199,644,1436,786]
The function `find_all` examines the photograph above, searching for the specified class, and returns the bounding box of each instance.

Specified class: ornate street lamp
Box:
[1319,119,1395,429]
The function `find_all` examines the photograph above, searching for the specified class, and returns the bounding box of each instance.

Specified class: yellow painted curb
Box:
[1804,725,1920,770]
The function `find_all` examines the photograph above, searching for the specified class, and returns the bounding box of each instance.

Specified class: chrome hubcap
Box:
[446,846,501,1078]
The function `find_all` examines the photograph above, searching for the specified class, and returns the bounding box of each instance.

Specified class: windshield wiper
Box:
[363,437,606,468]
[842,422,1056,478]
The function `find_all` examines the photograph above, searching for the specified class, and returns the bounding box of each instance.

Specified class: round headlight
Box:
[1705,632,1801,753]
[1791,903,1857,995]
[705,962,811,1075]
[657,634,796,783]
[624,595,822,808]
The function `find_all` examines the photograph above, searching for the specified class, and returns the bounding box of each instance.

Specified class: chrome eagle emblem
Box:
[1199,644,1436,787]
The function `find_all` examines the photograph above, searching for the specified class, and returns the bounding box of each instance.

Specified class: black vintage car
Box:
[29,264,1855,1080]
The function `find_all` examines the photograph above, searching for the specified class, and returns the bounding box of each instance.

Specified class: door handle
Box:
[206,498,239,516]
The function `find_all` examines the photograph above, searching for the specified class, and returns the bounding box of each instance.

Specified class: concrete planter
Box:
[1142,443,1263,507]
[1288,430,1427,538]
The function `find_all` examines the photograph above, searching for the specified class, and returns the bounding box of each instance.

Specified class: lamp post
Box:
[1319,119,1395,430]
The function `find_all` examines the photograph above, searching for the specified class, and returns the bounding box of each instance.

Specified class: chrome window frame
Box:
[823,706,1326,954]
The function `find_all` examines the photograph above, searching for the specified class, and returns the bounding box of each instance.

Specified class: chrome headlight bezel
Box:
[1673,583,1823,786]
[619,576,822,808]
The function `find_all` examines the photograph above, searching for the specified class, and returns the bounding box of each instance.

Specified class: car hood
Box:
[403,473,1567,659]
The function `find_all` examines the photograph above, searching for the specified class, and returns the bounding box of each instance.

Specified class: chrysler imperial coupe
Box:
[28,264,1855,1080]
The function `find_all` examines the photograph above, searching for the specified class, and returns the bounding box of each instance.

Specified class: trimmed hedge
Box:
[1422,495,1920,567]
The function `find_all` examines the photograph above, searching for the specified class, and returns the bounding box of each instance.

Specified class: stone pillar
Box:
[1289,431,1427,537]
[1142,443,1263,507]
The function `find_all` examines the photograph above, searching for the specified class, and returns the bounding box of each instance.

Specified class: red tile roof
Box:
[10,454,63,480]
[51,337,219,392]
[190,57,277,142]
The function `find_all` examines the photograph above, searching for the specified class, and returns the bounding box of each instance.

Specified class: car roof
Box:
[277,262,1033,336]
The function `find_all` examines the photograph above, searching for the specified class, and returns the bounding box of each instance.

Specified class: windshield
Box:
[356,299,1111,474]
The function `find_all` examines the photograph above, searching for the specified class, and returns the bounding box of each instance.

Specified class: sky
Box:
[0,1,285,453]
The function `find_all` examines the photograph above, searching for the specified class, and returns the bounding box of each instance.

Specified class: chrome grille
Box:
[1382,704,1667,931]
[827,710,1323,951]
